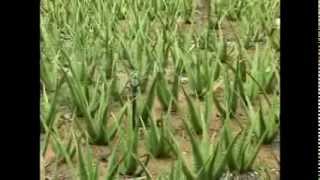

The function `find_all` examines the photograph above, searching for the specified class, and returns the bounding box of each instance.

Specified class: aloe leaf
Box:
[235,61,248,106]
[172,59,183,108]
[50,130,75,171]
[105,143,124,180]
[147,116,161,156]
[156,72,172,110]
[257,100,267,139]
[41,76,65,155]
[211,133,239,179]
[44,74,65,131]
[229,130,246,171]
[140,74,158,126]
[182,88,203,134]
[182,118,204,172]
[121,124,139,175]
[61,66,97,138]
[77,141,89,180]
[165,131,197,180]
[243,131,267,172]
[212,91,226,119]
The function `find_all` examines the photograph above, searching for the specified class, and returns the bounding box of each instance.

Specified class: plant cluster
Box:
[40,0,280,179]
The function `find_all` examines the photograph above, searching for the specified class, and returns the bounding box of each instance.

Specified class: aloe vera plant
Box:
[258,0,280,51]
[62,57,127,145]
[223,117,267,173]
[238,16,264,49]
[157,160,187,180]
[133,73,158,127]
[245,45,278,101]
[104,143,125,180]
[41,119,76,172]
[156,71,173,111]
[170,57,184,112]
[118,109,151,177]
[40,74,65,134]
[76,140,99,180]
[212,60,246,119]
[248,97,279,144]
[40,15,62,92]
[51,128,77,166]
[183,51,216,99]
[65,77,121,145]
[182,87,213,135]
[142,109,174,158]
[40,58,60,93]
[168,118,239,180]
[119,35,155,93]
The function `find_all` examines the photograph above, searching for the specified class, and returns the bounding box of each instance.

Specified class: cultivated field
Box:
[40,0,280,179]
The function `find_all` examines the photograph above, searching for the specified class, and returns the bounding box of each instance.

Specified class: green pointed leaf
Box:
[182,88,203,134]
[141,74,158,126]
